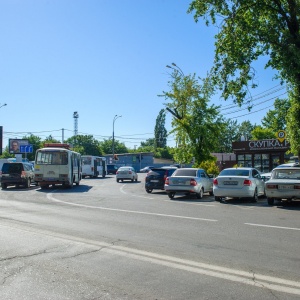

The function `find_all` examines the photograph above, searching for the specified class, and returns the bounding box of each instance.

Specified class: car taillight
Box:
[294,185,300,189]
[243,179,252,186]
[266,184,277,189]
[190,179,197,186]
[213,178,218,185]
[165,177,170,185]
[116,171,119,174]
[21,171,26,176]
[0,171,2,175]
[164,171,168,181]
[129,171,132,174]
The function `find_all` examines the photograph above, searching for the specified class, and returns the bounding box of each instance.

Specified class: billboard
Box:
[9,139,29,154]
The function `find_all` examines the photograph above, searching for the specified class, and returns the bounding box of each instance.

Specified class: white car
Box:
[265,166,300,205]
[116,166,138,182]
[213,167,265,202]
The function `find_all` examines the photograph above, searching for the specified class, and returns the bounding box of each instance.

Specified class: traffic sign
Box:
[20,144,33,153]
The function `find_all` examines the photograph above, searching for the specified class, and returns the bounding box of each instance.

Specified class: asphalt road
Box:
[0,173,299,300]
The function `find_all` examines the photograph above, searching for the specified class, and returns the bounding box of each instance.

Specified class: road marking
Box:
[0,220,300,296]
[120,185,216,207]
[245,223,300,231]
[47,193,218,222]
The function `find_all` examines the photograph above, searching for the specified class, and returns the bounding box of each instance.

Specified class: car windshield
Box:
[272,169,300,179]
[219,169,250,176]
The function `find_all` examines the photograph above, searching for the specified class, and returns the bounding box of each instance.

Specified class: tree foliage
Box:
[154,109,168,148]
[188,0,300,154]
[251,126,276,140]
[161,69,224,164]
[261,98,291,131]
[99,138,128,154]
[65,135,103,156]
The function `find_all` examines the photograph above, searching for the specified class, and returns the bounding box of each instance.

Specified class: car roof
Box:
[275,163,300,168]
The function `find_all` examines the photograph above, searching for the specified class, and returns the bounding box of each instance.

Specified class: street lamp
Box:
[166,62,184,76]
[112,114,122,158]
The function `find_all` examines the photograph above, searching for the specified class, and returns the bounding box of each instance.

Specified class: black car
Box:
[145,167,177,193]
[0,162,35,189]
[107,164,118,175]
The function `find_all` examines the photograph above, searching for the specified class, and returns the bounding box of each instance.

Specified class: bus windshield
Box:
[36,151,68,165]
[82,157,92,165]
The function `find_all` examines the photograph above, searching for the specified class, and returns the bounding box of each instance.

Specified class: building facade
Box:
[232,139,291,172]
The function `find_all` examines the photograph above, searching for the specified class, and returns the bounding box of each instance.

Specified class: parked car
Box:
[107,164,118,175]
[164,168,213,199]
[116,166,138,182]
[145,166,177,193]
[265,166,300,205]
[213,167,265,202]
[274,162,300,168]
[261,172,272,182]
[0,162,35,189]
[140,166,155,173]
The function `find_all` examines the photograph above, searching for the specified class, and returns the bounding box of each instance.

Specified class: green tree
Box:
[217,119,240,152]
[237,121,255,141]
[262,98,291,131]
[99,138,128,154]
[188,0,300,155]
[154,109,167,148]
[251,126,276,140]
[65,135,102,156]
[161,69,224,164]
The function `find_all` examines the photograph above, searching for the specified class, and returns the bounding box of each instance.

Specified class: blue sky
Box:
[0,0,286,151]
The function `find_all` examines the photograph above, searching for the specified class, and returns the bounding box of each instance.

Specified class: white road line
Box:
[245,223,300,231]
[120,185,216,207]
[1,221,300,296]
[47,193,218,222]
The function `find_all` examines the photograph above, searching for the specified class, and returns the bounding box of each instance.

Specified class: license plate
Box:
[151,180,159,182]
[278,185,294,190]
[223,181,238,185]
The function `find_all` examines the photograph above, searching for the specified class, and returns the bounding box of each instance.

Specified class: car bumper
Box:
[213,187,254,198]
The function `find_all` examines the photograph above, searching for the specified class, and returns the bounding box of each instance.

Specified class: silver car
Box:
[265,166,300,205]
[164,168,213,199]
[213,167,265,202]
[116,166,138,182]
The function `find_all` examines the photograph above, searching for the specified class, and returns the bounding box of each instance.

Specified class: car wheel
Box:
[209,191,214,196]
[214,196,221,201]
[196,188,204,199]
[135,177,137,182]
[117,179,119,182]
[267,198,274,205]
[146,189,152,193]
[25,178,31,188]
[40,184,49,190]
[250,189,258,202]
[168,192,175,199]
[1,183,7,189]
[131,178,134,182]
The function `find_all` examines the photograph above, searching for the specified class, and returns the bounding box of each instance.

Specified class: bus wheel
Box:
[76,180,80,186]
[40,184,49,190]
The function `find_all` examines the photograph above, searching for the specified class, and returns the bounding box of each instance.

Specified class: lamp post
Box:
[112,114,122,159]
[0,103,7,109]
[166,62,185,76]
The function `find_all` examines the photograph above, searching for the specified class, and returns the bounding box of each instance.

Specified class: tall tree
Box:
[188,0,300,155]
[154,109,167,148]
[237,121,255,141]
[261,98,291,131]
[65,135,102,156]
[161,69,224,164]
[99,138,128,154]
[217,119,239,152]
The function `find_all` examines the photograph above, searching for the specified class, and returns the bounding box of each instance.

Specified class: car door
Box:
[198,170,211,192]
[252,169,265,195]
